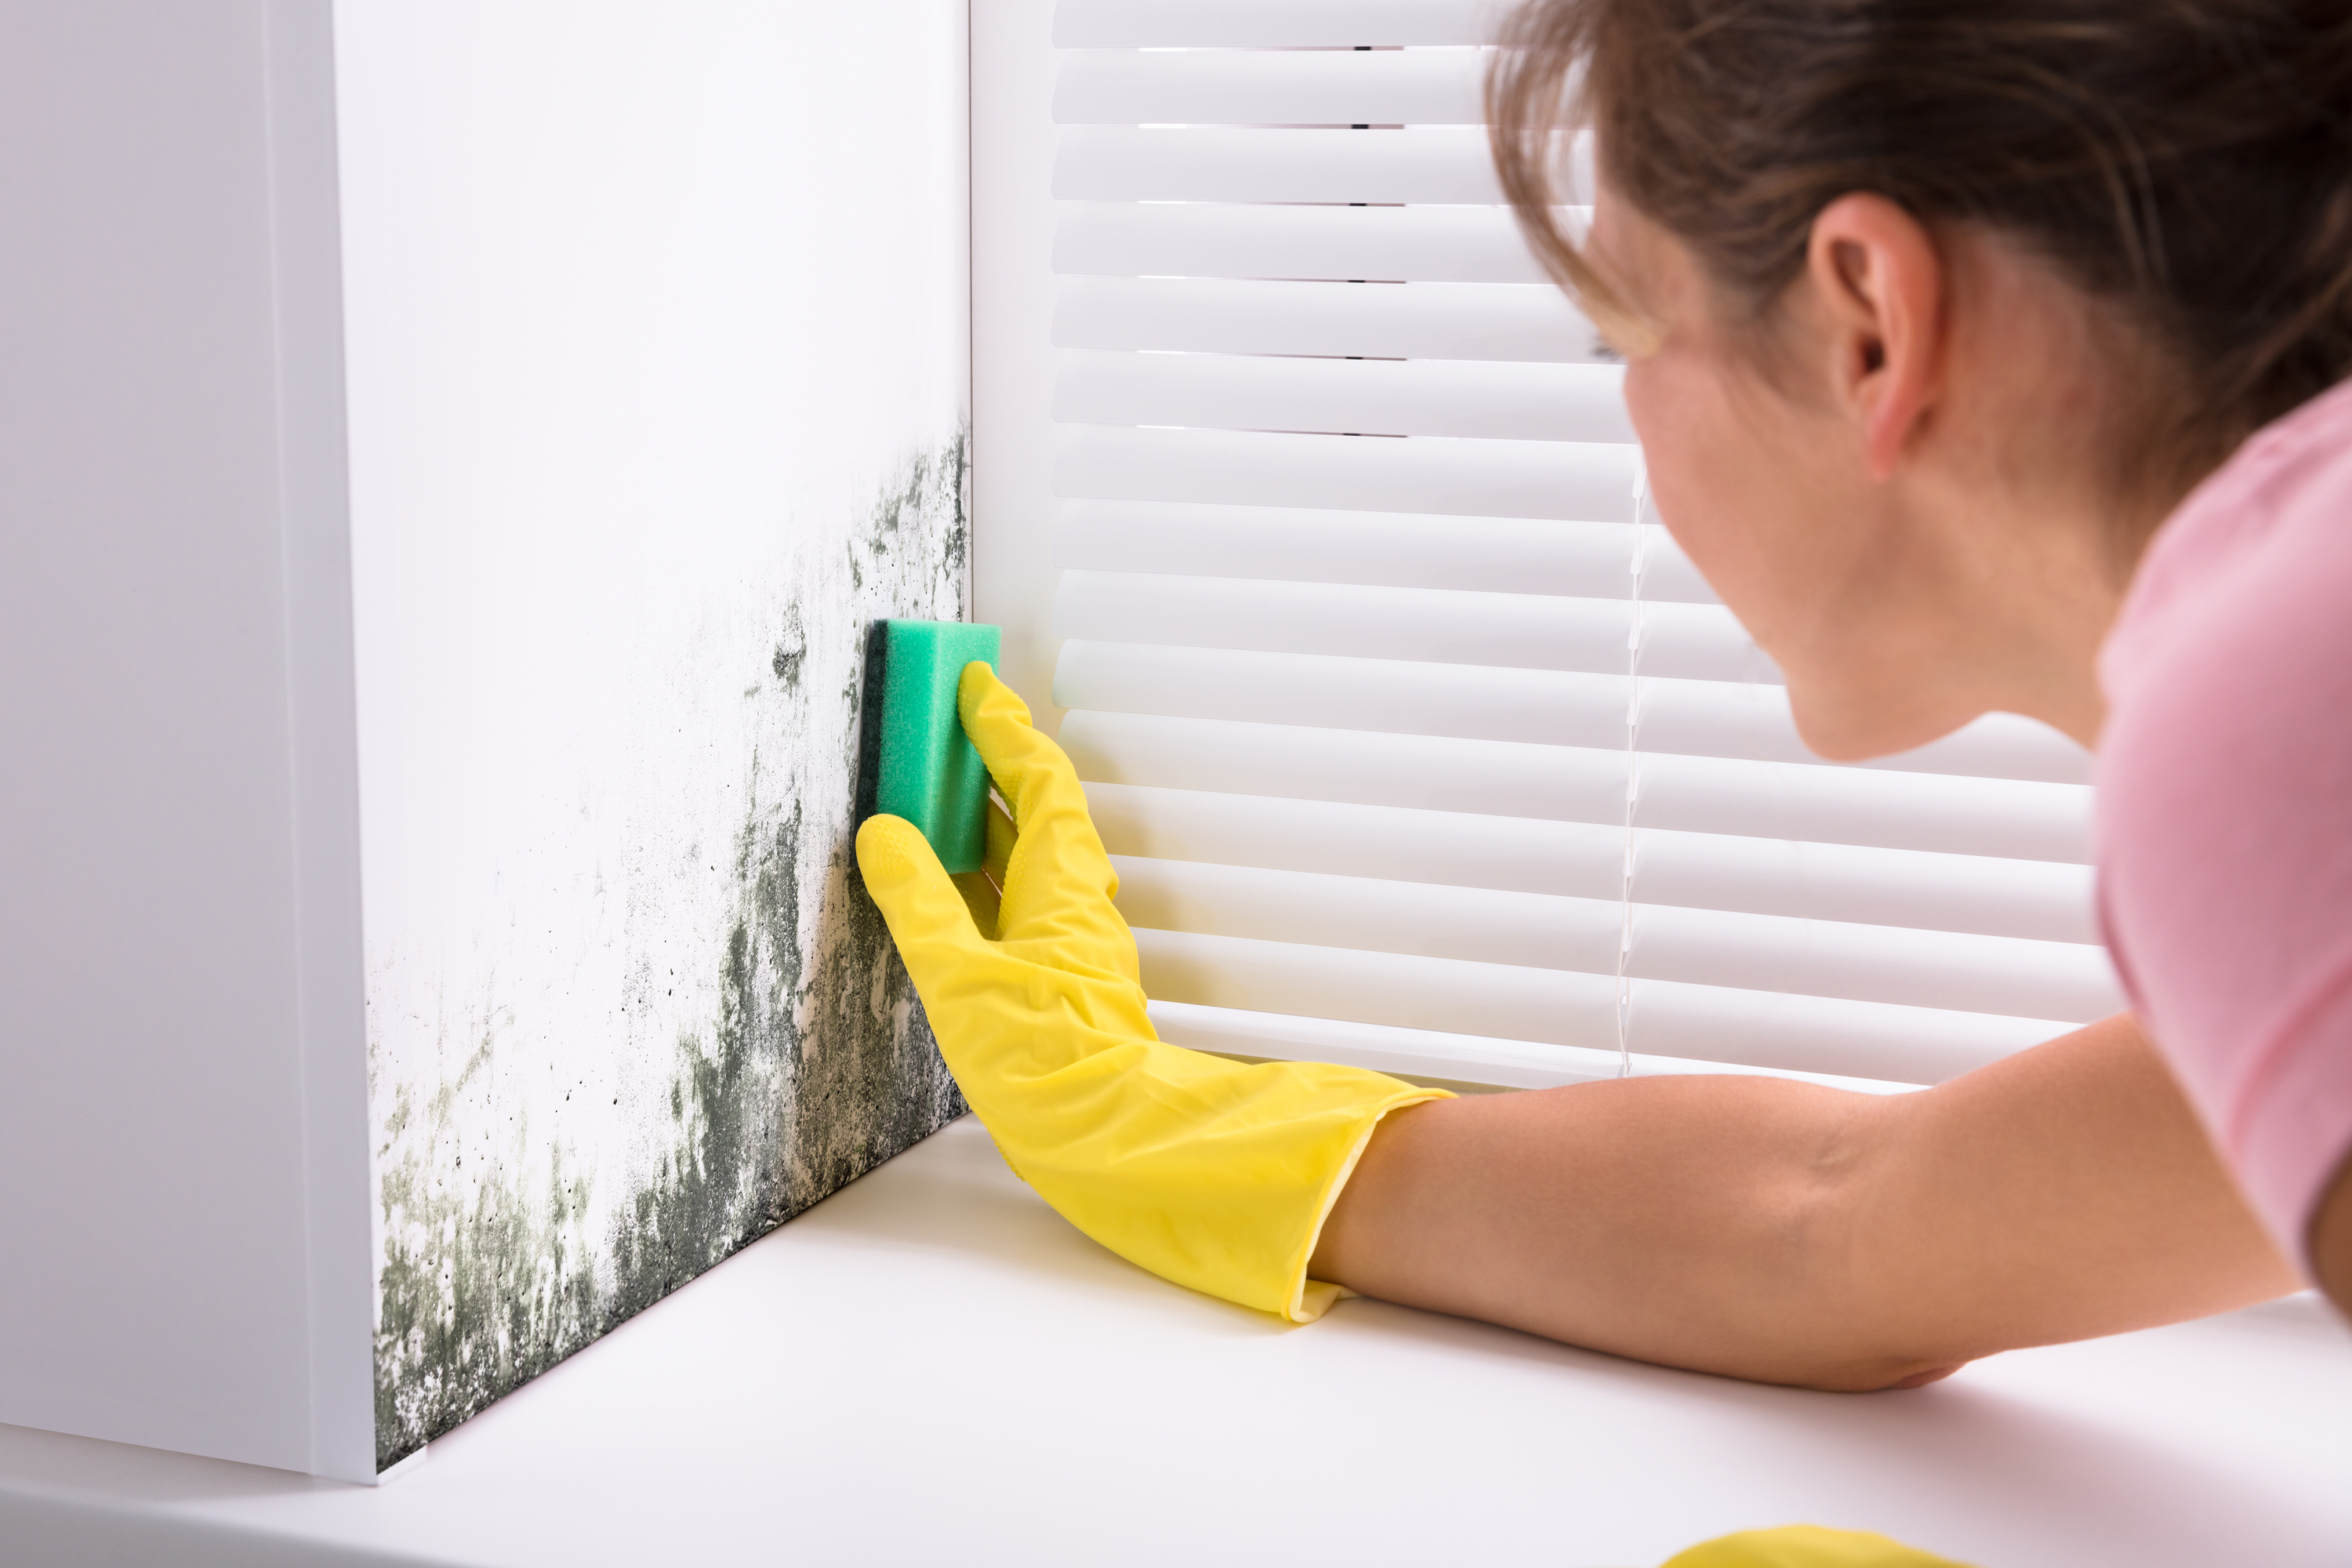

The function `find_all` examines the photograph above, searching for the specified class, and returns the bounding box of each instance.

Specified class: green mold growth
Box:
[372,1040,601,1465]
[868,431,969,579]
[772,604,807,688]
[371,434,971,1472]
[783,832,965,1214]
[600,801,962,1321]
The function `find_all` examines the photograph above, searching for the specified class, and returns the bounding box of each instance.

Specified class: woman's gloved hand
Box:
[855,661,1448,1322]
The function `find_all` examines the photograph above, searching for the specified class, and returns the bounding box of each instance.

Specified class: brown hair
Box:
[1488,0,2352,462]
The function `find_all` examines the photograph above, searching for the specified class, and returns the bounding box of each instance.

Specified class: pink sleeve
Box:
[2097,385,2352,1269]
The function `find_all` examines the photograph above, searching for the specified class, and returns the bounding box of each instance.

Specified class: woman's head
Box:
[1489,0,2352,754]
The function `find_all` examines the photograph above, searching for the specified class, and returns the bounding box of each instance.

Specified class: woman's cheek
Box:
[1625,363,1727,568]
[1628,368,1789,648]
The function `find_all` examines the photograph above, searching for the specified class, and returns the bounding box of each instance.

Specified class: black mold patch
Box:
[772,604,808,688]
[372,432,970,1472]
[783,846,963,1217]
[372,1038,601,1465]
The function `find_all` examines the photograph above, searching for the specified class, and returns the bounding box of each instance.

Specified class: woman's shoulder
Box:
[2097,378,2352,913]
[2096,377,2352,1262]
[2106,377,2352,691]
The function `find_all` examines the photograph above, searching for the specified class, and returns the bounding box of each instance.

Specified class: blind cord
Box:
[1617,460,1651,1079]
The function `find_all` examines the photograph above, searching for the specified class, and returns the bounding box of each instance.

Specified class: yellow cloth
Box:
[856,662,1450,1322]
[1662,1526,1976,1567]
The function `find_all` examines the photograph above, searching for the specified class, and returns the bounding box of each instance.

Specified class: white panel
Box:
[1055,45,1488,126]
[1087,782,2102,941]
[1054,349,1638,442]
[1053,499,1721,603]
[0,0,332,1478]
[1056,0,1506,51]
[1062,711,2096,860]
[1112,856,2120,1020]
[1134,928,2071,1081]
[1054,201,1563,284]
[1055,426,1636,520]
[1054,639,2089,783]
[1056,275,1601,361]
[1053,571,1769,681]
[266,0,378,1485]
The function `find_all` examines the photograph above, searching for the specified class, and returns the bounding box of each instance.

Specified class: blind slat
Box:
[1148,1000,1926,1094]
[1118,852,1595,971]
[1054,348,1636,443]
[1055,0,1505,50]
[1091,779,1623,895]
[1061,711,2096,861]
[1054,500,1720,603]
[1056,425,1633,520]
[1136,928,2071,1083]
[1635,900,2120,1022]
[1138,924,1612,1047]
[1055,276,1599,363]
[1632,821,2099,943]
[1113,855,2119,1020]
[1627,980,2067,1084]
[1637,749,2093,862]
[1057,637,1635,747]
[1054,638,2092,784]
[1086,781,2102,942]
[1057,126,1512,205]
[1054,201,1563,284]
[1053,570,1771,681]
[1055,45,1490,127]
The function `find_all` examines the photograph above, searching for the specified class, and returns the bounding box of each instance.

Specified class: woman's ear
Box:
[1804,194,1947,481]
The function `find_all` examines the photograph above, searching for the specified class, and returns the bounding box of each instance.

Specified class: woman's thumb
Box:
[857,814,992,979]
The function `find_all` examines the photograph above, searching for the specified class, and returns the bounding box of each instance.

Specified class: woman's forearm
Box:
[1309,1063,1923,1387]
[1308,1014,2297,1388]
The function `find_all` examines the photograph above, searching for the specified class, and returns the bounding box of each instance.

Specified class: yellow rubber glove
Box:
[856,661,1450,1322]
[1662,1526,1976,1567]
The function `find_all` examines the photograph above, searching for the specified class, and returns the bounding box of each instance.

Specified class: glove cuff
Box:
[1286,1085,1452,1323]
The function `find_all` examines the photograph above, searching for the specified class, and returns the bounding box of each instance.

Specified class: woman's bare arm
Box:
[1309,1012,2298,1389]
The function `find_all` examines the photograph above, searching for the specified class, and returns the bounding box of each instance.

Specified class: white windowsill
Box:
[3,1116,2347,1566]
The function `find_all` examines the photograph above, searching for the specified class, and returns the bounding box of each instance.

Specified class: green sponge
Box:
[855,619,1003,874]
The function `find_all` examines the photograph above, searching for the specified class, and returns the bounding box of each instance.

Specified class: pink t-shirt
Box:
[2098,376,2352,1269]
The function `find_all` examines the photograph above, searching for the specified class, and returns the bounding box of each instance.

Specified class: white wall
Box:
[0,0,375,1481]
[337,0,973,1471]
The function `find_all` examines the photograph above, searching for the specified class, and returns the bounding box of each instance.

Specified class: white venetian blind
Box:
[1044,0,2120,1091]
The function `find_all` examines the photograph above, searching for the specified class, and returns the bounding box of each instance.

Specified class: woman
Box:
[858,0,2350,1484]
[1312,0,2352,1388]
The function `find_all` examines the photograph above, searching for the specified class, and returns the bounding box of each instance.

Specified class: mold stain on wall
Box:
[370,436,970,1471]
